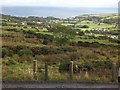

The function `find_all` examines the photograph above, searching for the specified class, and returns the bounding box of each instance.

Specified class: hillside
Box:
[1,14,119,81]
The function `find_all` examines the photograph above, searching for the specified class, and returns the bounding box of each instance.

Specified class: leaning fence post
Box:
[45,62,48,81]
[69,61,73,80]
[112,63,116,82]
[33,60,37,80]
[118,68,120,90]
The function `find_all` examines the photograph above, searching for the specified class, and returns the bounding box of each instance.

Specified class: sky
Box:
[1,0,119,7]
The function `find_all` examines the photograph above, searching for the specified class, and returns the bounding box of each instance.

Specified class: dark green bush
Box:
[77,60,113,71]
[6,58,16,65]
[2,48,9,58]
[59,62,78,73]
[18,48,33,56]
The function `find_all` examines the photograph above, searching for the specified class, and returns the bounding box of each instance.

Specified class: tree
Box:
[50,24,76,45]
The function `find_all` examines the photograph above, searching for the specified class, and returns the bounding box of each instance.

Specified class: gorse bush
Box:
[8,58,17,65]
[18,48,33,56]
[17,48,33,63]
[78,60,113,71]
[2,48,13,57]
[4,57,17,65]
[19,54,33,63]
[59,59,113,73]
[59,62,78,73]
[2,46,77,58]
[2,48,9,58]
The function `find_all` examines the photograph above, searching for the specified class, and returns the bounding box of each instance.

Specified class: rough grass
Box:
[2,61,114,82]
[2,45,118,81]
[3,62,34,80]
[2,13,119,82]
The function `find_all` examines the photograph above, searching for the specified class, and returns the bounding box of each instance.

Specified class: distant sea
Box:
[1,6,118,18]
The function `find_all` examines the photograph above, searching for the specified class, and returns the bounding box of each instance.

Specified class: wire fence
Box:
[33,60,119,82]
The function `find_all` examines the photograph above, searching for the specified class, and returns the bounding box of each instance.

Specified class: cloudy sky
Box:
[1,0,119,7]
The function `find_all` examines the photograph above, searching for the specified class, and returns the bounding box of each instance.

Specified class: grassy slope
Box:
[2,13,119,81]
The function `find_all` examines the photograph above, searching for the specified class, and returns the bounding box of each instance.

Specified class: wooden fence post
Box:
[45,62,48,81]
[69,61,73,80]
[118,68,120,90]
[112,63,116,82]
[85,71,89,78]
[33,60,37,80]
